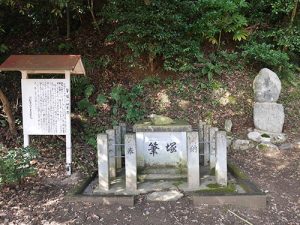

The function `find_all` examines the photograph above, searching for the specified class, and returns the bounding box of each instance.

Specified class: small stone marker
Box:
[147,190,183,201]
[216,131,227,186]
[125,133,137,192]
[187,131,200,189]
[224,119,232,133]
[253,68,281,103]
[106,129,116,178]
[209,127,218,169]
[114,125,122,169]
[203,124,211,166]
[97,134,110,191]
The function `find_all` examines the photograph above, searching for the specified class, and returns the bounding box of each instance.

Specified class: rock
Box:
[256,143,279,151]
[226,136,234,148]
[253,129,287,144]
[294,140,300,150]
[147,190,183,201]
[279,143,293,151]
[253,102,284,133]
[271,133,287,144]
[148,114,175,125]
[224,119,233,132]
[253,68,281,102]
[232,139,255,151]
[247,131,261,142]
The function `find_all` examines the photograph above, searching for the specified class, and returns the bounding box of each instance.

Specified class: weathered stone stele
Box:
[253,68,281,103]
[253,102,284,133]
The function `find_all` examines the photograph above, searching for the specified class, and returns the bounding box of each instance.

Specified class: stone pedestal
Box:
[253,102,284,133]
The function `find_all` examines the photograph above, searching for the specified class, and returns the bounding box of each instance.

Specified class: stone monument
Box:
[253,68,285,134]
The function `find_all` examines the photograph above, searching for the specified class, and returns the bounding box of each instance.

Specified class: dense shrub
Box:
[102,0,248,73]
[0,147,38,186]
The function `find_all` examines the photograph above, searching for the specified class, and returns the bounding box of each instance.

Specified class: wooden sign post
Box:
[0,55,85,175]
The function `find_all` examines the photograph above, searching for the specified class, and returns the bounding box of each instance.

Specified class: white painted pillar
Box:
[106,129,116,178]
[114,125,122,169]
[97,134,110,191]
[187,131,200,189]
[216,131,227,186]
[125,133,137,192]
[65,71,72,175]
[203,124,211,166]
[209,127,219,170]
[21,71,30,148]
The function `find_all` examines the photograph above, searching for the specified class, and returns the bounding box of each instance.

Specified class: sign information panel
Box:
[21,79,70,135]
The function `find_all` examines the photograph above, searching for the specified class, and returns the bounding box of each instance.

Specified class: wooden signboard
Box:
[0,55,85,175]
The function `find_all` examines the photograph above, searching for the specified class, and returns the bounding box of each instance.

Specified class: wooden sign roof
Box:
[0,55,85,75]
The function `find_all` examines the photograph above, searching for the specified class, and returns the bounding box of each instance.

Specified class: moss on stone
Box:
[172,178,186,187]
[257,144,268,151]
[197,183,236,193]
[209,167,215,176]
[227,163,248,179]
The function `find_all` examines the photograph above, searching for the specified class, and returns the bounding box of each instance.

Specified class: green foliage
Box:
[241,42,292,74]
[102,0,248,73]
[0,147,39,186]
[58,42,73,52]
[110,84,144,123]
[71,76,97,117]
[196,0,249,45]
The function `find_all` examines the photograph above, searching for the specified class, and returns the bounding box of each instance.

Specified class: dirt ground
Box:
[0,140,299,225]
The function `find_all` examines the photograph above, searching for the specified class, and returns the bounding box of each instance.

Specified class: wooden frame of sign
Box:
[0,55,86,175]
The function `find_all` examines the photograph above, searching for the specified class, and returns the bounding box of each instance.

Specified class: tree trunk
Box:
[88,0,100,34]
[0,88,17,136]
[66,2,70,40]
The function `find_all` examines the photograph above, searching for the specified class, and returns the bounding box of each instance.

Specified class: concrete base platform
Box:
[66,164,266,208]
[192,194,266,209]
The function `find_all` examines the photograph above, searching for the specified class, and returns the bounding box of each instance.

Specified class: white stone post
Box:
[203,124,211,166]
[106,129,116,178]
[136,132,145,167]
[125,133,137,192]
[114,125,122,169]
[21,71,30,148]
[209,127,219,170]
[187,131,200,189]
[65,70,72,175]
[198,120,205,156]
[216,131,227,186]
[120,123,127,160]
[97,134,110,191]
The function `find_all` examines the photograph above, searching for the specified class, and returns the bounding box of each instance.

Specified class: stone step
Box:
[138,173,187,181]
